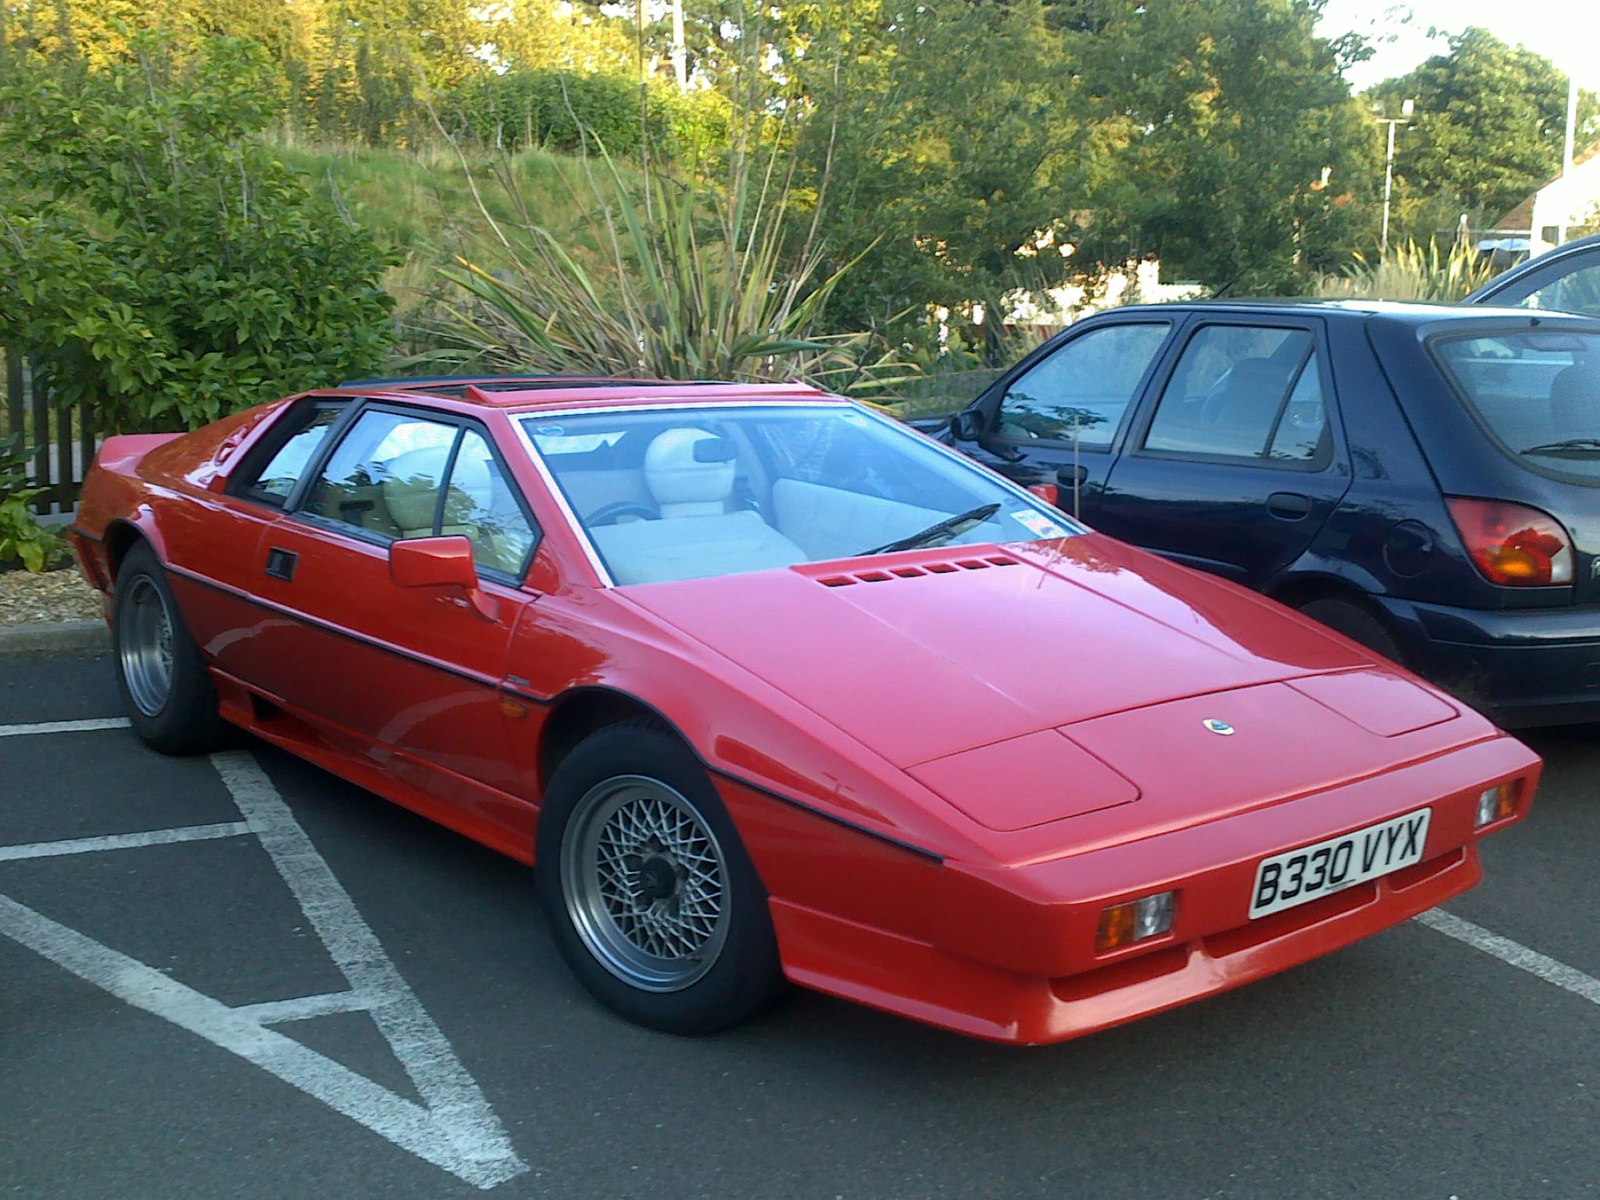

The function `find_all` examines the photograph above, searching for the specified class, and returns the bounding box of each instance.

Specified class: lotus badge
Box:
[1202,718,1235,736]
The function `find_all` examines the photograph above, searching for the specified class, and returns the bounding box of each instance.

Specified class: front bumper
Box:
[760,734,1539,1045]
[1375,595,1600,727]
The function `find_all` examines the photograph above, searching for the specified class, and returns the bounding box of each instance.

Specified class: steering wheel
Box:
[585,500,659,526]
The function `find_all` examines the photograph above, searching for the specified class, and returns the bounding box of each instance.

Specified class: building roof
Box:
[1496,138,1600,231]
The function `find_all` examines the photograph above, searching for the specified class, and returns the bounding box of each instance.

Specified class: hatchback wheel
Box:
[536,721,785,1034]
[1298,596,1404,666]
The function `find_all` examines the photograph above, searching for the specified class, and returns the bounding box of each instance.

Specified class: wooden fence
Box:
[2,349,98,515]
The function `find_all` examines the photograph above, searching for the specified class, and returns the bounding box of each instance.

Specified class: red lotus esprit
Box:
[70,377,1540,1044]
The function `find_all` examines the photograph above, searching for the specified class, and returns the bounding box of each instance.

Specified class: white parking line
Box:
[209,750,528,1186]
[0,823,251,863]
[234,991,372,1025]
[0,745,529,1189]
[0,717,131,738]
[0,893,523,1187]
[1417,907,1600,1008]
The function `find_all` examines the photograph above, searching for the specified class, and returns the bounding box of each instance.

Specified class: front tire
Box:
[112,541,228,755]
[535,722,785,1034]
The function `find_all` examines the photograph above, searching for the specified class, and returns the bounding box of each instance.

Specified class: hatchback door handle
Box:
[1057,464,1089,487]
[1267,491,1313,520]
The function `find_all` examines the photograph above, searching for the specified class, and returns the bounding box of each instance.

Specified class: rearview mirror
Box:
[389,536,498,621]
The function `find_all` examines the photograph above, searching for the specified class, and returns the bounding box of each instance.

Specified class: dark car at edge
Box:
[933,298,1600,727]
[1466,231,1600,320]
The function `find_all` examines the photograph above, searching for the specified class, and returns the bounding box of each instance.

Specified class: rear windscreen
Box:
[1433,331,1600,483]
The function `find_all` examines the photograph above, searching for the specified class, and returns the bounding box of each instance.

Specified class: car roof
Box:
[1099,297,1600,326]
[330,375,839,413]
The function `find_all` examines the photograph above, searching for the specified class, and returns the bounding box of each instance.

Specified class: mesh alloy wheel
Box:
[560,775,732,993]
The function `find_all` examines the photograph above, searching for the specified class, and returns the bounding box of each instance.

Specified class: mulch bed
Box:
[0,564,104,625]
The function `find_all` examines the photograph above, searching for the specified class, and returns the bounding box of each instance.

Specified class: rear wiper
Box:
[1520,438,1600,457]
[860,502,1002,556]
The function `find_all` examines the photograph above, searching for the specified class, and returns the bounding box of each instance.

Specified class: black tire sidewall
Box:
[1297,596,1404,666]
[535,723,784,1035]
[113,542,226,755]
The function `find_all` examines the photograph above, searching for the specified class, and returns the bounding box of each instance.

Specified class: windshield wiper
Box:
[1520,438,1600,457]
[860,502,1002,556]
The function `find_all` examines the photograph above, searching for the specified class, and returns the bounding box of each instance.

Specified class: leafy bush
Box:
[441,70,642,155]
[0,432,56,572]
[645,88,733,164]
[439,70,730,162]
[0,36,398,432]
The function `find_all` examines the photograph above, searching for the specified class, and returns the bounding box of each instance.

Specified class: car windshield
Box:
[522,403,1080,585]
[1433,331,1600,484]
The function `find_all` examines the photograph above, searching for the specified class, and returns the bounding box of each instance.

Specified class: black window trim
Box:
[285,399,544,586]
[227,397,355,510]
[987,317,1179,453]
[1128,317,1340,474]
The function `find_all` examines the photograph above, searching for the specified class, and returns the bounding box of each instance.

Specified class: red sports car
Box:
[70,377,1540,1044]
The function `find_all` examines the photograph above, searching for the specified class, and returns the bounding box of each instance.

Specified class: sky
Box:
[1315,0,1600,92]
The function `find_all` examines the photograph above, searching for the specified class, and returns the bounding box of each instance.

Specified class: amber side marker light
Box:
[1446,497,1573,587]
[1096,891,1176,953]
[1476,782,1517,828]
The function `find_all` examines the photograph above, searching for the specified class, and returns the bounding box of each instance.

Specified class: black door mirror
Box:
[951,409,986,441]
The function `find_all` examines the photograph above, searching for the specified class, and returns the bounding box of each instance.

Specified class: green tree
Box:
[1368,27,1599,231]
[0,35,397,431]
[794,0,1376,341]
[794,0,1105,333]
[1069,0,1378,290]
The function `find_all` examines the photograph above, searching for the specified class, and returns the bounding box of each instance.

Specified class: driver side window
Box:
[1142,325,1330,468]
[996,322,1171,448]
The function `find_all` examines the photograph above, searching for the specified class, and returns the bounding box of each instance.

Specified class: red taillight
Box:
[1445,497,1573,587]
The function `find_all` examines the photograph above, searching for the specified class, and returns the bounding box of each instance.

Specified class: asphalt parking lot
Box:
[2,653,1598,1199]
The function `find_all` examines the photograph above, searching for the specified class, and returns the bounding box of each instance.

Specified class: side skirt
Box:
[209,668,538,866]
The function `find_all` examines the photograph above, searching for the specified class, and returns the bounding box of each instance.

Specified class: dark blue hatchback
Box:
[939,299,1600,727]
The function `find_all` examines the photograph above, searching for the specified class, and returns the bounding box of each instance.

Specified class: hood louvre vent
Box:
[817,554,1018,588]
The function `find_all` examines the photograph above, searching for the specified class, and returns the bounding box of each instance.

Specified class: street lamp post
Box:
[1560,72,1578,244]
[1378,98,1415,256]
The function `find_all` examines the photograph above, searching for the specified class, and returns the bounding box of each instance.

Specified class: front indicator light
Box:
[1476,782,1516,828]
[1096,891,1176,953]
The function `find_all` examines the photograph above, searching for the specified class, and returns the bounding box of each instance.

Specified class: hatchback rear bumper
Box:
[1377,595,1600,726]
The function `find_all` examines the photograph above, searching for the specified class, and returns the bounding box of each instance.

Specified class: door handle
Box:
[1057,464,1089,487]
[1267,492,1313,520]
[264,547,298,581]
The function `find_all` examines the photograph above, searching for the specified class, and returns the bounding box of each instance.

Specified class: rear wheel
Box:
[113,542,228,755]
[1297,596,1404,666]
[535,722,785,1034]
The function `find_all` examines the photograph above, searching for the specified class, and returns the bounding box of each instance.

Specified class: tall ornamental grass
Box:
[1315,239,1496,303]
[423,82,904,393]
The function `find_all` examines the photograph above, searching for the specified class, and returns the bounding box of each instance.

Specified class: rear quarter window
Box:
[231,400,345,506]
[1432,330,1600,484]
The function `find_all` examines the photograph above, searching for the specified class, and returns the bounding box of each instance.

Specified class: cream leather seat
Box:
[383,446,460,539]
[591,428,806,585]
[383,444,531,576]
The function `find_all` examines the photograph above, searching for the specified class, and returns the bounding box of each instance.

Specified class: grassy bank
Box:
[278,141,640,332]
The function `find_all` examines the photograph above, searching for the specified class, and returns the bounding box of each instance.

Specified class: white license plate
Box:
[1249,808,1432,919]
